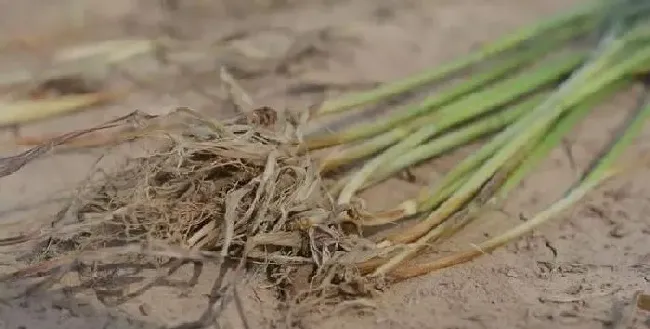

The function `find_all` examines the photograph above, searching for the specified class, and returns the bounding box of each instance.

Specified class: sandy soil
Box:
[0,0,649,328]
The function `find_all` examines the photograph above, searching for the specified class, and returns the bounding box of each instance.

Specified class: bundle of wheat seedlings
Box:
[2,0,650,320]
[304,0,650,279]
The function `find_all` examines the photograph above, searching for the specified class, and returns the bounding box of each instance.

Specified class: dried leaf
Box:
[221,186,254,257]
[0,91,123,126]
[247,231,303,250]
[220,66,254,112]
[0,111,153,178]
[54,39,155,65]
[10,128,132,148]
[0,228,41,246]
[0,40,153,90]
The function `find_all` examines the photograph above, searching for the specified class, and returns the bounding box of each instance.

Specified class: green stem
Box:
[337,51,587,204]
[581,89,650,184]
[418,35,647,211]
[387,43,650,244]
[307,24,593,150]
[389,171,611,280]
[369,92,549,188]
[319,130,404,174]
[391,80,650,280]
[409,174,468,215]
[316,1,605,115]
[496,78,631,199]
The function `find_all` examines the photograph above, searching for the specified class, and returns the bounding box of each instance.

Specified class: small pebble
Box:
[609,224,630,238]
[138,303,151,316]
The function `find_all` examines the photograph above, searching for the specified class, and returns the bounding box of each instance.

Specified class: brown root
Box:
[2,106,382,325]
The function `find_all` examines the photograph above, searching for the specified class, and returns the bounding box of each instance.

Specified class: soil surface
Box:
[1,1,649,329]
